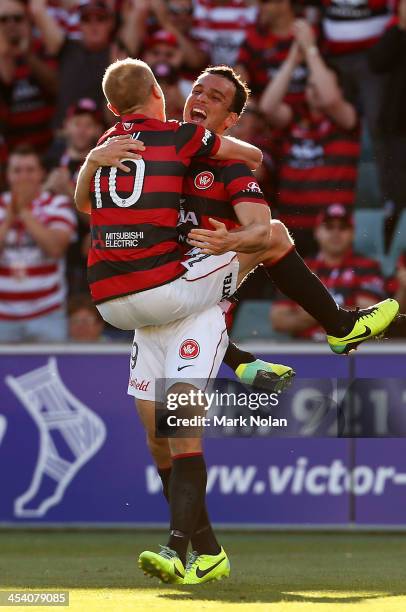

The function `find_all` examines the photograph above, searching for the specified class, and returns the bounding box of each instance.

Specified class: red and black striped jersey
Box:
[276,110,360,230]
[276,250,385,340]
[1,41,57,152]
[88,114,221,303]
[236,25,308,104]
[178,158,269,249]
[322,0,394,55]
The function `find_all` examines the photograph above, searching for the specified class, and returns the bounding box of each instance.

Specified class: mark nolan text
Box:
[167,415,288,428]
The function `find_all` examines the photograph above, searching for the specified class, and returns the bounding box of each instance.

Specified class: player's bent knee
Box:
[147,433,171,465]
[261,220,294,263]
[271,220,294,249]
[165,383,204,456]
[168,437,202,456]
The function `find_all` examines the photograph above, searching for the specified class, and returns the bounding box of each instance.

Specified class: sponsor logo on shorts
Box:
[130,342,138,369]
[179,339,200,360]
[183,252,211,268]
[222,272,233,299]
[194,171,214,190]
[129,378,150,392]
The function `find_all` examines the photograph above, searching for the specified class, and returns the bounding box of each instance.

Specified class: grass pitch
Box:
[0,531,406,611]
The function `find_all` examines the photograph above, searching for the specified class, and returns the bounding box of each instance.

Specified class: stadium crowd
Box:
[0,0,405,343]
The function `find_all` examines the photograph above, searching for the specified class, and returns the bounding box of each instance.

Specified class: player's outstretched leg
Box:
[223,342,295,394]
[184,547,230,585]
[327,298,399,354]
[256,222,399,355]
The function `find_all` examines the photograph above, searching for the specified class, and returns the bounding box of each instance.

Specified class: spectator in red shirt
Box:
[141,30,188,121]
[259,22,360,256]
[32,0,136,127]
[271,204,386,340]
[236,0,308,104]
[149,0,209,81]
[45,98,104,198]
[0,0,58,152]
[369,0,406,246]
[228,102,276,204]
[320,0,394,153]
[0,145,76,342]
[44,98,104,294]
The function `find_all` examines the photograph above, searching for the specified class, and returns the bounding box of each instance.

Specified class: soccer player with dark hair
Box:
[182,65,397,358]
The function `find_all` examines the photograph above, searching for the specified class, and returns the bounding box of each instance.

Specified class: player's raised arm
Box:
[176,123,262,171]
[213,136,263,171]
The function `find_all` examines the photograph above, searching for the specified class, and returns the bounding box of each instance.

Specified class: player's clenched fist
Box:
[87,135,146,173]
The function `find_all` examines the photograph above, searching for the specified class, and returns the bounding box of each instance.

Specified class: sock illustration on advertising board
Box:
[5,358,106,518]
[0,415,6,448]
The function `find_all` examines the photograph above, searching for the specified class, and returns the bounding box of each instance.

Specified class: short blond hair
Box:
[102,59,156,115]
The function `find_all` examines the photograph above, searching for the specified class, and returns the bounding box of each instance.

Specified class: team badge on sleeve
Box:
[179,339,200,359]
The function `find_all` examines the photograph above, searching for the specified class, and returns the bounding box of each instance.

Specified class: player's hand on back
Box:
[87,135,146,173]
[187,218,236,255]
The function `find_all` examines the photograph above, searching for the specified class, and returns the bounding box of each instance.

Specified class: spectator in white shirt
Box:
[0,144,76,342]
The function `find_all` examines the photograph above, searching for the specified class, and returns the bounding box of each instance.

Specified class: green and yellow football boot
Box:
[327,298,399,355]
[183,547,230,585]
[236,359,295,394]
[138,546,185,584]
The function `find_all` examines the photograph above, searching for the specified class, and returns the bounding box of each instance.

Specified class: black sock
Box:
[266,249,355,336]
[223,342,256,371]
[158,466,171,502]
[158,465,220,556]
[167,454,207,565]
[190,508,221,556]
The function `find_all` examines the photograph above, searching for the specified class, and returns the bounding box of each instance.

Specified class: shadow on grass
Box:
[160,590,388,606]
[2,571,406,606]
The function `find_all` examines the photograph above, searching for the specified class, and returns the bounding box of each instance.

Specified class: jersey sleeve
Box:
[44,195,77,234]
[175,123,221,161]
[223,162,269,207]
